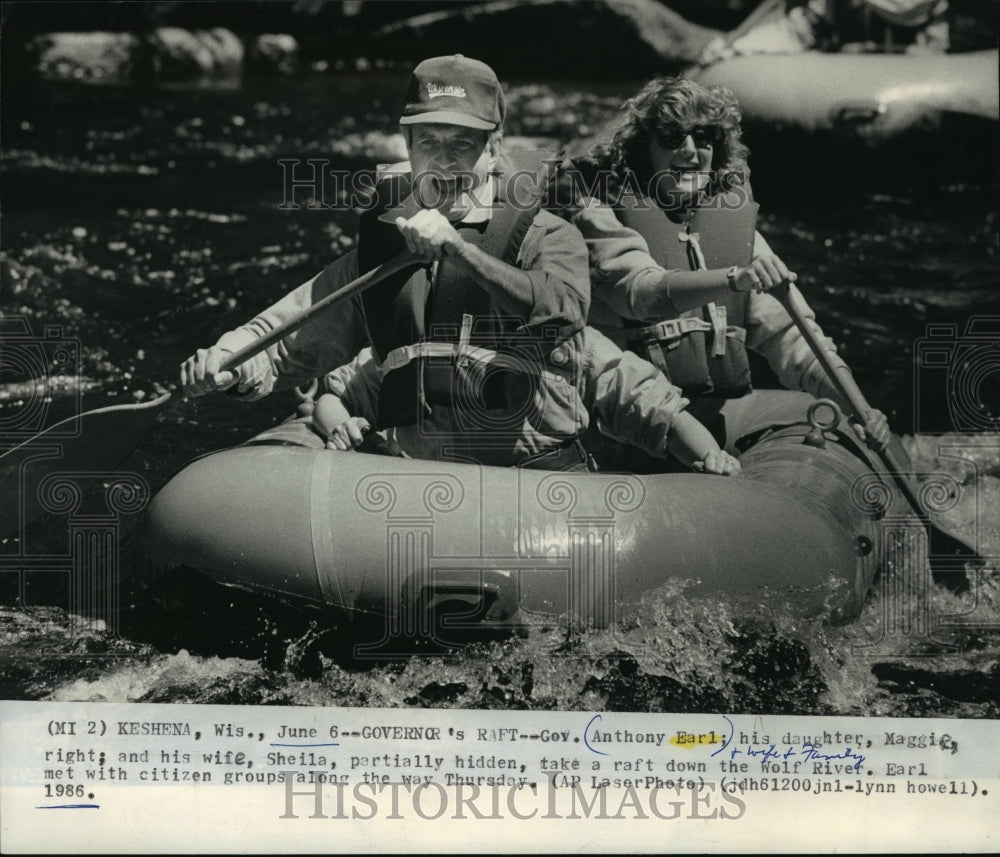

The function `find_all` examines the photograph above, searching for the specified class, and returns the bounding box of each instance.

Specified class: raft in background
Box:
[694,48,999,185]
[695,49,999,142]
[127,395,913,644]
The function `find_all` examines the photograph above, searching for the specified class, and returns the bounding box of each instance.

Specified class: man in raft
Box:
[181,56,739,474]
[561,76,891,468]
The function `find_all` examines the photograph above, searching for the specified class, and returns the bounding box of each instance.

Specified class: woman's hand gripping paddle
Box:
[0,251,417,537]
[771,281,981,566]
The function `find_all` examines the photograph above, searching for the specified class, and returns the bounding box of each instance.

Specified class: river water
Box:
[1,73,998,716]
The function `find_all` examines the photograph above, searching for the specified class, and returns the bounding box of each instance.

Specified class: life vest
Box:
[356,151,566,428]
[616,188,759,398]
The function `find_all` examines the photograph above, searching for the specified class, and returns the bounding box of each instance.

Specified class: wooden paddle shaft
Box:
[772,281,926,515]
[772,282,873,420]
[218,251,417,373]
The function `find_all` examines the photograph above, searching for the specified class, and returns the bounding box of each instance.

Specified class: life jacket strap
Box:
[457,313,474,368]
[678,228,708,271]
[680,225,727,356]
[707,303,728,358]
[381,340,569,387]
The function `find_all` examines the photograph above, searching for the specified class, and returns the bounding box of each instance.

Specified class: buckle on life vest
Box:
[635,316,713,345]
[382,342,456,371]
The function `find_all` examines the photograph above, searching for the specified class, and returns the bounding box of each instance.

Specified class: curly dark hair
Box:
[597,76,750,199]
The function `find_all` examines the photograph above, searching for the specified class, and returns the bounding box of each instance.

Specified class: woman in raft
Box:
[564,76,890,469]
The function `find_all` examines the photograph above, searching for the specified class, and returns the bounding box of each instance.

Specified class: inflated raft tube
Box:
[129,400,907,630]
[695,49,998,141]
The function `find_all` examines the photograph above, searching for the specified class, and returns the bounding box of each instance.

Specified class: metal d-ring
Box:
[804,398,842,448]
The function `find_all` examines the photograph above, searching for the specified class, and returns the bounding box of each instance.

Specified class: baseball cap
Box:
[399,55,505,131]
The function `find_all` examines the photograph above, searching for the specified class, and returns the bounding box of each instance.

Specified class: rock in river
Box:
[31,32,139,84]
[249,34,301,76]
[147,27,244,81]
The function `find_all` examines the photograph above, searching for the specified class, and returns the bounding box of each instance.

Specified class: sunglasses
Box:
[655,125,720,150]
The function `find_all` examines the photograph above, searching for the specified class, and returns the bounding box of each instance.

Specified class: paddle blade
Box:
[0,392,171,538]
